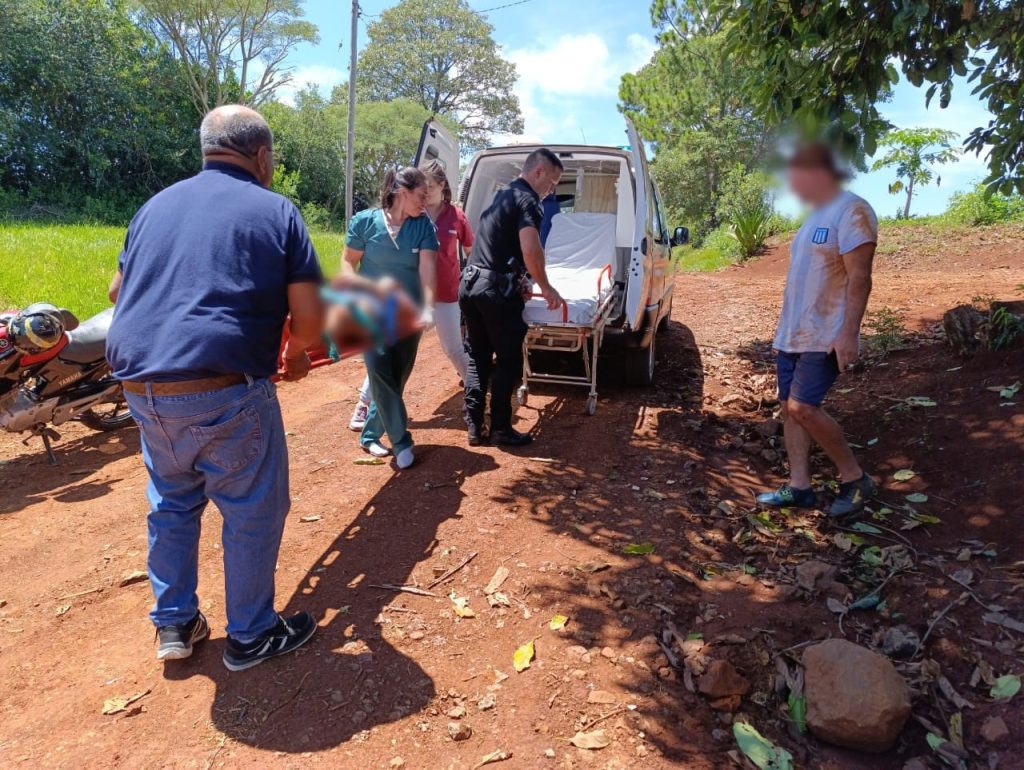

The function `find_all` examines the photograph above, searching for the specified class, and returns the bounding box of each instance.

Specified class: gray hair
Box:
[199,105,273,157]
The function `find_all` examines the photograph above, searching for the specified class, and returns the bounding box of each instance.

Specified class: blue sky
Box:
[282,0,995,217]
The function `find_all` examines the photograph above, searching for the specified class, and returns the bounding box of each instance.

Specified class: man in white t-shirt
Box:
[757,143,878,517]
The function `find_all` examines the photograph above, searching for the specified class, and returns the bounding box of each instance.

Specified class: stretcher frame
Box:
[517,264,615,416]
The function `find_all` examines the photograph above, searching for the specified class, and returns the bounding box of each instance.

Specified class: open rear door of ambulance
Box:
[414,119,460,196]
[623,118,651,333]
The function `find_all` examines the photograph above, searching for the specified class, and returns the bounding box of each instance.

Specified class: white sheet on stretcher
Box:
[524,212,617,325]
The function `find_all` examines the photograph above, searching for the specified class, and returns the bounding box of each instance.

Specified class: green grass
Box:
[674,225,743,272]
[0,223,344,317]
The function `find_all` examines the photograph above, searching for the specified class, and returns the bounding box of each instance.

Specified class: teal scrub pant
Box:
[360,333,421,454]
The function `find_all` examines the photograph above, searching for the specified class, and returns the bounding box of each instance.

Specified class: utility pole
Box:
[344,0,359,224]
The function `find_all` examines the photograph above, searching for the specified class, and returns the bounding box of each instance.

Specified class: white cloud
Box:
[277,64,346,105]
[510,34,614,98]
[625,33,657,71]
[503,32,656,143]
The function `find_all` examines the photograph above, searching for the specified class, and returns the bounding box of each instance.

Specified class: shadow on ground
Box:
[164,444,496,752]
[0,424,140,514]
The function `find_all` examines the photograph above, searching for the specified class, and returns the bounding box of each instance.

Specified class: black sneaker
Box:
[156,611,209,661]
[828,474,877,517]
[467,424,489,447]
[222,612,317,672]
[492,427,533,447]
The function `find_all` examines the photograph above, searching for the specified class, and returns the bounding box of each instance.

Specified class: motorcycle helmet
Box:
[9,308,65,355]
[0,313,15,359]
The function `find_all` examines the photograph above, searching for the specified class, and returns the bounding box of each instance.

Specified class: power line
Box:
[360,0,537,21]
[475,0,536,12]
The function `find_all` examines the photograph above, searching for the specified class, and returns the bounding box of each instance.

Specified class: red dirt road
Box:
[1,223,1021,769]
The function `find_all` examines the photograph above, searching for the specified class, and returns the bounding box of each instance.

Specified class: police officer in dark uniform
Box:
[460,148,564,447]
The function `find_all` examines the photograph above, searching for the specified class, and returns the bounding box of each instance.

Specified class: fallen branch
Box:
[914,593,969,658]
[368,584,438,597]
[581,706,630,730]
[263,671,310,723]
[427,551,478,589]
[58,586,105,600]
[203,735,227,770]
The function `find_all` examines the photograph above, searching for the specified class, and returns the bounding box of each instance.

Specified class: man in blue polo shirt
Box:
[107,105,324,671]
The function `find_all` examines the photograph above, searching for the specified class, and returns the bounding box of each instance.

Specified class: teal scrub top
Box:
[346,208,439,305]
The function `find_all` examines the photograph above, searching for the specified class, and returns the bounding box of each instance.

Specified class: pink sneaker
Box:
[349,401,369,431]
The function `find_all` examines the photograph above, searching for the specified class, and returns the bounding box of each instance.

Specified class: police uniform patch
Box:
[812,227,829,245]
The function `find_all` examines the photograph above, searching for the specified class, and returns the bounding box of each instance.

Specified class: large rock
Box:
[803,639,911,752]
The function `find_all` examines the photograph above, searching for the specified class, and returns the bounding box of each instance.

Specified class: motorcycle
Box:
[0,303,133,464]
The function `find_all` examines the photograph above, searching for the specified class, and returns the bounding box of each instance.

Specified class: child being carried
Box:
[322,275,421,358]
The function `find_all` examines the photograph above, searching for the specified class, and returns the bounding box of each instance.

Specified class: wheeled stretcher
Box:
[518,213,618,415]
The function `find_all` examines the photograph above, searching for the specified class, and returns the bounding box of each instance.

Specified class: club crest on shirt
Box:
[812,227,829,245]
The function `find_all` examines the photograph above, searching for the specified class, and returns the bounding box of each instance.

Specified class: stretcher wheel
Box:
[585,395,597,416]
[516,385,529,407]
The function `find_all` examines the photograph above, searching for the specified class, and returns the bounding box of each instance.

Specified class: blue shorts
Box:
[776,351,839,407]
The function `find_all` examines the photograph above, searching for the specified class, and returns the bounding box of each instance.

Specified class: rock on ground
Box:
[803,639,911,753]
[981,716,1009,743]
[698,660,750,698]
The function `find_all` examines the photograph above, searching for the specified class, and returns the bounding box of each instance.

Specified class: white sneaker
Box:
[349,401,369,431]
[365,441,391,458]
[395,447,415,469]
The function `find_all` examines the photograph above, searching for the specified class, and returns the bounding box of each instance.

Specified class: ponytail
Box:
[380,166,427,209]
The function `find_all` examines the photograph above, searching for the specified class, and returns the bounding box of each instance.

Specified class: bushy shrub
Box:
[943,183,1024,225]
[729,208,773,259]
[718,164,774,259]
[300,202,334,230]
[718,164,774,225]
[271,167,302,207]
[767,212,802,235]
[80,195,140,225]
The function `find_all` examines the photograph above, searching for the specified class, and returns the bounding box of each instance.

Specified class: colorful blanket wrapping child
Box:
[322,276,422,359]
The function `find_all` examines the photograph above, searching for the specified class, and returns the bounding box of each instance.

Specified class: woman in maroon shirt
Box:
[421,160,474,383]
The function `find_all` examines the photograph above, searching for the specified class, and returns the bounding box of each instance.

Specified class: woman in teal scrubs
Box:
[341,167,438,469]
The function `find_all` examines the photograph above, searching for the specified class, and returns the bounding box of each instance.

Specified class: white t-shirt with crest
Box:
[774,191,878,353]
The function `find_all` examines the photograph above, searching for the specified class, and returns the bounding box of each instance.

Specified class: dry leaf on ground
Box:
[569,729,611,749]
[484,566,510,595]
[102,688,152,715]
[450,593,476,618]
[513,639,535,672]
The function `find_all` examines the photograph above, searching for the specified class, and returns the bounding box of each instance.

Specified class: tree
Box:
[620,6,773,240]
[872,128,959,219]
[263,93,448,216]
[0,0,198,214]
[686,0,1024,193]
[356,0,522,151]
[263,88,347,215]
[139,0,319,115]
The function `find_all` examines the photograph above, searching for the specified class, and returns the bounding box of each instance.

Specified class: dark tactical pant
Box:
[459,267,527,432]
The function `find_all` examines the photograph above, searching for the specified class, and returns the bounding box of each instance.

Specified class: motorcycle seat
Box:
[61,307,114,364]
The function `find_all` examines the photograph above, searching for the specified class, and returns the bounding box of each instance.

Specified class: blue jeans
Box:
[125,377,290,643]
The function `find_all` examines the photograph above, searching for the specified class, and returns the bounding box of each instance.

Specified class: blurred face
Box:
[787,164,838,206]
[397,183,428,217]
[424,176,445,207]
